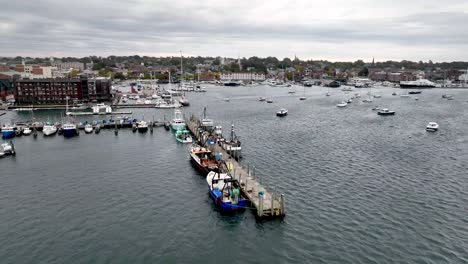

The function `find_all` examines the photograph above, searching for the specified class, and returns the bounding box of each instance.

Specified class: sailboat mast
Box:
[180,50,183,83]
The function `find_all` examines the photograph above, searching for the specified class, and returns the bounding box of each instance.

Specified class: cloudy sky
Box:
[1,0,468,61]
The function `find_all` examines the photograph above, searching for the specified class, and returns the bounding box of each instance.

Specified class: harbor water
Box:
[1,85,468,263]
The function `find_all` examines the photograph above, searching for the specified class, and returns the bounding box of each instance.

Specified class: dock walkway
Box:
[185,114,285,219]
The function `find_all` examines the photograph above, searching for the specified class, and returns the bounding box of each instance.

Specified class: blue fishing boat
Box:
[1,125,15,139]
[206,171,248,211]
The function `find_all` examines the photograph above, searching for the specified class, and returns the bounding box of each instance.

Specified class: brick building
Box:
[13,77,111,104]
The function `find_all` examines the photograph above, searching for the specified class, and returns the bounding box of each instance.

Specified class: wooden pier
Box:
[185,114,285,219]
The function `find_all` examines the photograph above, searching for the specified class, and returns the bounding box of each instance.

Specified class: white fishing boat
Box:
[426,122,439,132]
[336,101,348,108]
[221,124,242,157]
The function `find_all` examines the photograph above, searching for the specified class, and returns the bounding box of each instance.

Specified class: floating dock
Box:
[67,111,133,116]
[185,114,285,219]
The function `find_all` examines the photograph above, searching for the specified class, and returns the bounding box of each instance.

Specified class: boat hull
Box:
[138,127,148,133]
[1,130,15,139]
[209,189,248,211]
[63,128,77,137]
[171,124,186,131]
[43,128,57,136]
[377,112,395,116]
[399,84,435,89]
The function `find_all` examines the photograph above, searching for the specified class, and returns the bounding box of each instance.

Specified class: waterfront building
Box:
[51,61,85,71]
[220,72,265,81]
[13,77,111,104]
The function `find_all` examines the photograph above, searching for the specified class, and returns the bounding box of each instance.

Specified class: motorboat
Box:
[346,98,353,104]
[171,109,186,131]
[23,127,32,136]
[373,94,382,98]
[137,120,149,133]
[299,96,307,100]
[84,124,93,133]
[400,94,410,98]
[62,123,78,137]
[1,125,15,139]
[266,99,273,103]
[414,97,419,101]
[224,98,230,102]
[371,106,380,111]
[43,123,58,136]
[362,98,373,103]
[189,144,220,175]
[155,100,181,109]
[336,101,348,108]
[206,171,248,211]
[392,92,397,96]
[1,141,15,155]
[426,122,439,132]
[276,108,288,116]
[377,109,395,115]
[288,87,296,94]
[408,91,422,94]
[179,96,190,106]
[259,97,266,101]
[175,130,193,144]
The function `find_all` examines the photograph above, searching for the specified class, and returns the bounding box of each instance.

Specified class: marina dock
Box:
[185,115,285,219]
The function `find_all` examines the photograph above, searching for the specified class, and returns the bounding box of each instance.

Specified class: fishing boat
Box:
[171,109,186,131]
[62,123,77,137]
[201,107,214,130]
[377,109,395,116]
[426,122,439,132]
[137,120,149,133]
[221,124,242,157]
[175,130,193,144]
[189,144,220,175]
[276,108,288,116]
[336,101,348,108]
[1,125,15,139]
[206,171,248,211]
[84,124,93,133]
[43,123,58,136]
[22,127,32,136]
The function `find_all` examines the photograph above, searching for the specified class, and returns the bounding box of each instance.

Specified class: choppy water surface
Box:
[1,85,468,263]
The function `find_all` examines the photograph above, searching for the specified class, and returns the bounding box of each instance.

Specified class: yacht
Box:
[171,109,186,131]
[43,123,58,136]
[276,108,288,117]
[426,122,439,132]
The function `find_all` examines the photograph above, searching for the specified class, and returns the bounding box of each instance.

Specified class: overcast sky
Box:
[1,0,468,61]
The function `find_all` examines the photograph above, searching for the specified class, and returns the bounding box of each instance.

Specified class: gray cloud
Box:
[1,0,467,61]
